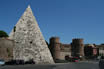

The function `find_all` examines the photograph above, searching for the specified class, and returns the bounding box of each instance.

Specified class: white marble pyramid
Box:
[9,5,54,64]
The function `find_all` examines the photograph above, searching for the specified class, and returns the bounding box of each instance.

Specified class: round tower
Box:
[71,38,84,58]
[49,37,61,60]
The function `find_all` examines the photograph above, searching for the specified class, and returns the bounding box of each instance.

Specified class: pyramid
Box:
[9,5,54,64]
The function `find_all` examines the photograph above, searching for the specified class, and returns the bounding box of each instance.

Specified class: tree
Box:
[0,30,8,38]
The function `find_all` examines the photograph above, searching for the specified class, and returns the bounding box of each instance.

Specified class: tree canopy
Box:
[0,30,8,38]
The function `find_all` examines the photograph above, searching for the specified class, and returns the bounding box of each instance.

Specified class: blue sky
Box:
[0,0,104,44]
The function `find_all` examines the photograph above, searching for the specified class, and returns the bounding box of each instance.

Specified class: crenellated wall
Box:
[0,38,14,61]
[49,37,71,60]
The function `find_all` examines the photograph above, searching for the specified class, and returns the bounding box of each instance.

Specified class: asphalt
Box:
[0,62,100,69]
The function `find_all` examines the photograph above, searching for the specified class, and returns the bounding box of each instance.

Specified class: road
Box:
[0,61,100,69]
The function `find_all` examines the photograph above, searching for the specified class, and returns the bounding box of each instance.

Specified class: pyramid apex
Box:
[27,5,31,8]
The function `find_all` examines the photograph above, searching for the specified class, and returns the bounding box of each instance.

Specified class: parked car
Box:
[5,59,35,65]
[71,57,79,62]
[99,59,104,69]
[0,59,5,65]
[65,56,79,62]
[5,60,25,65]
[25,59,35,64]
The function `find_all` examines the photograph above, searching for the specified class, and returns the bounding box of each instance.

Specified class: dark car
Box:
[25,59,35,64]
[99,59,104,69]
[5,60,25,65]
[65,56,79,62]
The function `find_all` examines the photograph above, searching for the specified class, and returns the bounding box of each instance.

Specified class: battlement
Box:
[50,37,60,43]
[72,38,83,44]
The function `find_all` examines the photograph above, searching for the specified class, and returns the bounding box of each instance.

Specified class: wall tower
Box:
[49,37,61,60]
[71,38,84,58]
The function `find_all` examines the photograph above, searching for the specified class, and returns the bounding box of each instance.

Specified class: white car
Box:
[0,59,5,65]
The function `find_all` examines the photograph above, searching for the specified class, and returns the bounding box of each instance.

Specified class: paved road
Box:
[0,62,100,69]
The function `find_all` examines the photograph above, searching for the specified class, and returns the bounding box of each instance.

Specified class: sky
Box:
[0,0,104,44]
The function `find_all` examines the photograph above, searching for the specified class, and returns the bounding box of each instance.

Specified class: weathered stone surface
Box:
[0,38,14,61]
[9,5,54,64]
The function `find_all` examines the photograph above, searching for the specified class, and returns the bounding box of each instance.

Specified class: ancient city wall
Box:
[0,38,14,61]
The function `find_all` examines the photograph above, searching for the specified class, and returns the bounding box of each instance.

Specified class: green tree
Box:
[0,30,8,37]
